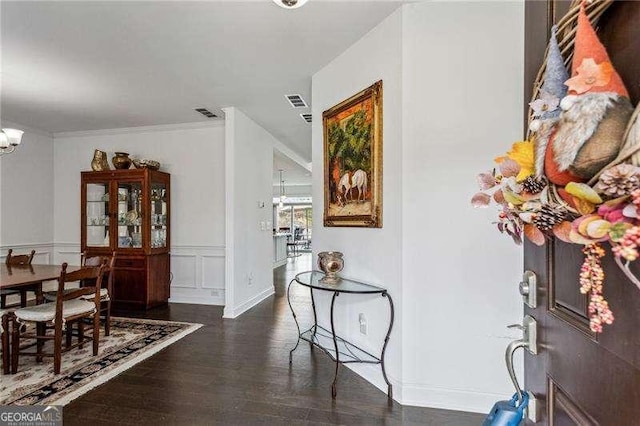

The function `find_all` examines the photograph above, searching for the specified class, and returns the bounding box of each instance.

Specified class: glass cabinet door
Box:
[150,182,167,248]
[117,181,143,248]
[85,182,111,248]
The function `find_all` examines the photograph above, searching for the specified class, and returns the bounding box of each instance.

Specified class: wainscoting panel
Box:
[54,243,83,265]
[201,255,225,289]
[0,243,57,301]
[171,254,197,289]
[0,243,54,265]
[168,245,225,306]
[49,243,225,306]
[1,243,225,306]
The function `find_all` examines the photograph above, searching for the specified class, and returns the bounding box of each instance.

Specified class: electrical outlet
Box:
[359,313,367,335]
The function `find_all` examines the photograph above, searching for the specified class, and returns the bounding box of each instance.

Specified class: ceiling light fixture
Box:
[279,169,286,208]
[0,128,24,156]
[273,0,309,9]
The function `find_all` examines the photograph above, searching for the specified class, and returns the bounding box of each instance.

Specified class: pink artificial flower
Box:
[597,202,633,224]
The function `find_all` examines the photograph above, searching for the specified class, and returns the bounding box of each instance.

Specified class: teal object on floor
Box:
[483,392,528,426]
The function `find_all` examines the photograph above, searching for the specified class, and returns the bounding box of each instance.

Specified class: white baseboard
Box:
[400,384,500,414]
[273,259,287,269]
[169,295,225,306]
[223,286,274,319]
[343,363,497,414]
[343,362,401,401]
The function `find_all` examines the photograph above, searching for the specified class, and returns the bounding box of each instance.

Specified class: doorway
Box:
[273,150,313,268]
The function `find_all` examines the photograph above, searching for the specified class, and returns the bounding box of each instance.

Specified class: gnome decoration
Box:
[471,0,640,335]
[528,26,574,183]
[550,3,634,181]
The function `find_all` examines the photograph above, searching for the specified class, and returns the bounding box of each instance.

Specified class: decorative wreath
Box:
[472,0,640,333]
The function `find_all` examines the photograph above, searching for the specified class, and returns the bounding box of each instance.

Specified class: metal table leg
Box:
[381,291,394,403]
[287,279,301,364]
[288,272,394,403]
[330,291,340,399]
[310,287,318,347]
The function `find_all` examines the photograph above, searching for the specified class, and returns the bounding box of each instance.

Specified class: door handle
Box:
[506,315,538,405]
[519,270,537,308]
[507,315,537,355]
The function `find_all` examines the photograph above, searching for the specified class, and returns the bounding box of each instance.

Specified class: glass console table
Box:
[287,271,394,402]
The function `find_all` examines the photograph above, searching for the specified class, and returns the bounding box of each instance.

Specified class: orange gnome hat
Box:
[547,1,634,182]
[564,3,629,98]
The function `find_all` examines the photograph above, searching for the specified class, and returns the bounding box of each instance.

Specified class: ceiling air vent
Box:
[285,94,308,108]
[194,108,218,118]
[300,113,312,123]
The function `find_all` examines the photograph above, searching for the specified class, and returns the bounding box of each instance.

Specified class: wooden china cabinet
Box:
[81,169,171,310]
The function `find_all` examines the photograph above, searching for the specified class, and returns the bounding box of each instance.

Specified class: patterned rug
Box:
[1,317,202,406]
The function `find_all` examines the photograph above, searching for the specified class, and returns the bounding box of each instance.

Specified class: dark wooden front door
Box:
[524,2,640,424]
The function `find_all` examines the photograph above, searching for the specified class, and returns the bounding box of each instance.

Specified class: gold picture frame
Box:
[323,80,383,228]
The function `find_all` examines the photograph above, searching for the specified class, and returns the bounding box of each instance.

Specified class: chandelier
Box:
[279,169,286,208]
[0,128,24,156]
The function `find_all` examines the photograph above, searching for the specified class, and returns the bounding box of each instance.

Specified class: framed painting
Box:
[323,80,382,228]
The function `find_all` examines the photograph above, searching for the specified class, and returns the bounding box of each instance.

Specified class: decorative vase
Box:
[112,152,132,169]
[91,149,110,171]
[317,251,344,283]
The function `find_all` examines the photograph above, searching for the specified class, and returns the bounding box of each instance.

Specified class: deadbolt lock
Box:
[519,270,537,309]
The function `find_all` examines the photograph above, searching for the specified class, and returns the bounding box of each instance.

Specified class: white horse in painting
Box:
[351,169,368,202]
[338,169,368,204]
[338,172,352,205]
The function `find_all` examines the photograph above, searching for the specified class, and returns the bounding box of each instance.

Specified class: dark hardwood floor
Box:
[64,254,484,425]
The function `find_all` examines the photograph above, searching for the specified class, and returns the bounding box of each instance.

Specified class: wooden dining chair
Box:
[11,262,108,374]
[42,252,115,335]
[80,253,115,336]
[1,309,12,374]
[1,249,37,308]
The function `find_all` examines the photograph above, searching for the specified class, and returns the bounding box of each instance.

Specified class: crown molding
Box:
[53,120,225,139]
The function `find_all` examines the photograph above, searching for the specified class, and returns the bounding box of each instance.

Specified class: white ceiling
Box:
[274,149,311,186]
[0,0,402,161]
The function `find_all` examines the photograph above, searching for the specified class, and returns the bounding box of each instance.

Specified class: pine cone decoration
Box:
[595,164,640,198]
[533,204,567,231]
[522,176,548,194]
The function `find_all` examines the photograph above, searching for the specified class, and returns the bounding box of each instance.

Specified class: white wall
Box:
[312,8,404,398]
[0,121,55,265]
[400,2,524,412]
[312,2,525,413]
[53,122,226,304]
[272,184,312,198]
[224,107,275,318]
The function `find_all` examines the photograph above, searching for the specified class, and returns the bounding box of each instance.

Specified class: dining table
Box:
[0,264,83,305]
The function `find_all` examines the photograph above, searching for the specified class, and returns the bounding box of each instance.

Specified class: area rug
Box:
[1,317,202,406]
